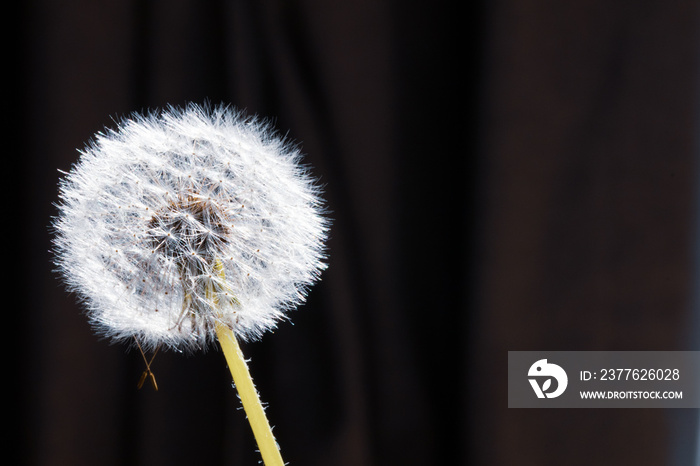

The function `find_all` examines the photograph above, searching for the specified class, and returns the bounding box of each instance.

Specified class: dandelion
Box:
[54,103,328,351]
[53,103,329,465]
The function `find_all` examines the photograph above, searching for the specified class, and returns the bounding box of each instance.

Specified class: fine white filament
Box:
[54,104,328,352]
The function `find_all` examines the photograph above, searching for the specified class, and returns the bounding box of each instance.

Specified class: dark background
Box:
[12,1,700,465]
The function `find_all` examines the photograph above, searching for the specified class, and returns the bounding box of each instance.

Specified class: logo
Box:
[528,359,568,398]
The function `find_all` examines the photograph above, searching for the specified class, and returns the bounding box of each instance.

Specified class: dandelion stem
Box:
[216,324,284,466]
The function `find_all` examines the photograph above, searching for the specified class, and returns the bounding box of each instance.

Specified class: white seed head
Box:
[53,104,329,352]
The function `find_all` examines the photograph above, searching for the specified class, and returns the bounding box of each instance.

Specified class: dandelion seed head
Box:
[53,104,329,352]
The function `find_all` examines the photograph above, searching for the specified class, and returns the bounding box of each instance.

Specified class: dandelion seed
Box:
[53,103,329,353]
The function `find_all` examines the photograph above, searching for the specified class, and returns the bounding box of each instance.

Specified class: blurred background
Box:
[11,1,700,465]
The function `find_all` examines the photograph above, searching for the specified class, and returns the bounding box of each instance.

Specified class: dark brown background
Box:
[12,1,700,465]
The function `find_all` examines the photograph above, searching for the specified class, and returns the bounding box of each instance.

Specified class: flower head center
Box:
[147,193,231,261]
